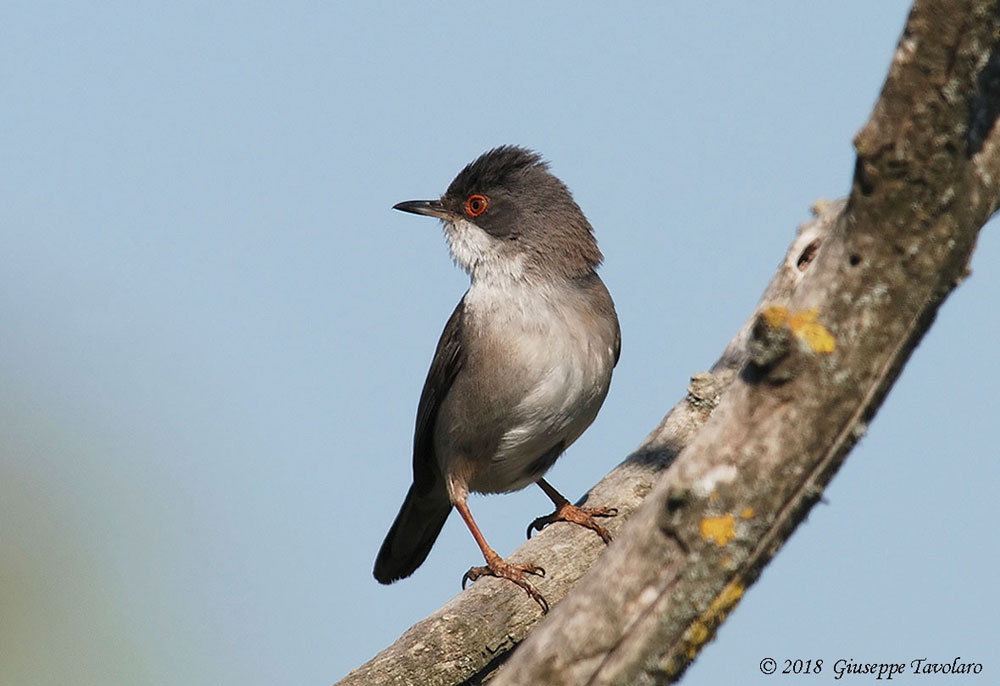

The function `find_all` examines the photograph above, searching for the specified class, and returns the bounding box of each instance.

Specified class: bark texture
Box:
[340,1,1000,683]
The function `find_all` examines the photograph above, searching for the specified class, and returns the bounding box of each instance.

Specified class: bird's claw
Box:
[527,504,618,544]
[461,559,548,613]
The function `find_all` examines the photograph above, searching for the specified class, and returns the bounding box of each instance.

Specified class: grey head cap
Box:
[396,146,604,279]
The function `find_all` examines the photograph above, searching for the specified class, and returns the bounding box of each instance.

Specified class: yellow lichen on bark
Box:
[699,514,736,546]
[787,308,836,353]
[677,580,746,662]
[761,305,835,353]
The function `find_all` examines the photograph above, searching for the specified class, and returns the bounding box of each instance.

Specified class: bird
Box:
[373,145,620,611]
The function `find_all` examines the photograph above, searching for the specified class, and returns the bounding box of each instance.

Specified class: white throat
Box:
[442,217,527,285]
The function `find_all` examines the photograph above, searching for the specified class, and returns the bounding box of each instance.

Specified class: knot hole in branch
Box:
[797,239,821,271]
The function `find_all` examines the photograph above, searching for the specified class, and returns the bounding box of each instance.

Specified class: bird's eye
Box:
[465,194,488,217]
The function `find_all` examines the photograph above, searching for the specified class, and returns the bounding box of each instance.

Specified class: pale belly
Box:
[465,325,614,494]
[434,277,619,500]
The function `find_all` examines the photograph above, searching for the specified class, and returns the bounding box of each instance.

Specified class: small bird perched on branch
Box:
[373,145,620,611]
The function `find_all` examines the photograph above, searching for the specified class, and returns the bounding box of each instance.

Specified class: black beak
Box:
[392,199,451,220]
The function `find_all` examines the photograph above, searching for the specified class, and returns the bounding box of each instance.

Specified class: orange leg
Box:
[527,478,618,543]
[454,496,548,613]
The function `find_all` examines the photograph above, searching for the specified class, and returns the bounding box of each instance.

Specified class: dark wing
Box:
[372,298,466,583]
[411,297,465,495]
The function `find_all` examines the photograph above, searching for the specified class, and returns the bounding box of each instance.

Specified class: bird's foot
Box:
[527,502,618,544]
[461,556,548,613]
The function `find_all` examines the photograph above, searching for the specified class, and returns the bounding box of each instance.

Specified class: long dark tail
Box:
[373,484,452,584]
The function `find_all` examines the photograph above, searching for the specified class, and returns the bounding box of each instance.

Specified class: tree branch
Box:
[339,1,1000,683]
[496,1,1000,684]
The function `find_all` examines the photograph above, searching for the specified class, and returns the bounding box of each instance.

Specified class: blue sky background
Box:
[2,3,997,685]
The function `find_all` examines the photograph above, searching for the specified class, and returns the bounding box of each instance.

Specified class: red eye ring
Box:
[465,194,489,217]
